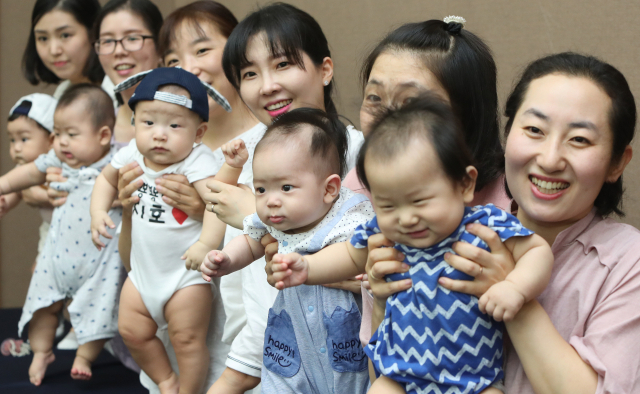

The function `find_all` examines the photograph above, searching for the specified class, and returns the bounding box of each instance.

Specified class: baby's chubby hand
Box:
[478,280,526,322]
[90,211,114,251]
[221,139,249,169]
[270,253,309,290]
[200,250,232,282]
[182,241,212,271]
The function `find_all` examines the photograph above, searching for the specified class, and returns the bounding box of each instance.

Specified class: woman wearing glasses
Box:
[93,0,163,144]
[46,0,163,215]
[47,0,163,202]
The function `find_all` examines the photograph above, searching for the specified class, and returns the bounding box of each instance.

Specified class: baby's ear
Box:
[194,121,208,144]
[461,166,478,204]
[323,174,341,204]
[98,125,112,147]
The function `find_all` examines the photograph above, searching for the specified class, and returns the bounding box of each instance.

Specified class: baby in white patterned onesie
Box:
[0,85,122,386]
[90,67,231,394]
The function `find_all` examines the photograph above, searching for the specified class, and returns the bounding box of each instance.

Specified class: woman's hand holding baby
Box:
[221,139,249,169]
[117,162,144,210]
[90,211,115,250]
[202,139,252,228]
[200,250,232,282]
[46,167,68,207]
[155,174,206,222]
[203,181,256,229]
[183,241,213,271]
[366,225,516,304]
[366,233,410,306]
[439,223,515,297]
[269,253,310,290]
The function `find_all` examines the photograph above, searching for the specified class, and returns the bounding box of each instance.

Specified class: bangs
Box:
[160,16,209,58]
[159,1,237,59]
[223,12,306,89]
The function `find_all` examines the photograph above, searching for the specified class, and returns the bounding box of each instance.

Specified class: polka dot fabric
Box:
[19,148,125,344]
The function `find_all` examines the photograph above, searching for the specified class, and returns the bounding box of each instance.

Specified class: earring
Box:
[323,80,329,86]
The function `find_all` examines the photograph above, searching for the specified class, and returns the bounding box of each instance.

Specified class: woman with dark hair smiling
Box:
[23,0,114,102]
[94,0,163,144]
[364,52,640,393]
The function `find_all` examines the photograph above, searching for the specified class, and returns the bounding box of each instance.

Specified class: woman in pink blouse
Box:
[366,52,639,393]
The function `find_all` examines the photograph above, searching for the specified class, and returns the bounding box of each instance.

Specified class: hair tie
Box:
[443,15,466,35]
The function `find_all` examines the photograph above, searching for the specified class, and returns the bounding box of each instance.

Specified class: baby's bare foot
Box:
[29,351,55,386]
[158,372,179,394]
[70,355,93,380]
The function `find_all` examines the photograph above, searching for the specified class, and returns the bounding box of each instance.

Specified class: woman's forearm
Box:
[506,300,597,394]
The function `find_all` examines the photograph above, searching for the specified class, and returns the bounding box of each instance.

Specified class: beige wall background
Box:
[1,0,639,307]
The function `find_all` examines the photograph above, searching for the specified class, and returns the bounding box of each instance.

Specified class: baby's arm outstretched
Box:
[90,164,119,250]
[0,162,46,197]
[270,242,369,290]
[200,234,265,282]
[479,233,553,321]
[183,140,249,270]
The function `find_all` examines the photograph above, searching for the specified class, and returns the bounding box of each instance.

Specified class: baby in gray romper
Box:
[201,108,373,393]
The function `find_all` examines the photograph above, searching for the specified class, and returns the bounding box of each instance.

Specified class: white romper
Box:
[18,148,124,344]
[110,140,220,328]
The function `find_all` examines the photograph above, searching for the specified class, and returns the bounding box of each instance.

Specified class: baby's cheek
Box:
[375,216,398,242]
[255,198,270,222]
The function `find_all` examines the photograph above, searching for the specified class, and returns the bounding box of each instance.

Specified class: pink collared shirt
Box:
[344,168,511,346]
[506,208,640,393]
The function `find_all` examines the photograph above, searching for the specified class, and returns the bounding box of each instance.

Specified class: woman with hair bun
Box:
[341,16,510,350]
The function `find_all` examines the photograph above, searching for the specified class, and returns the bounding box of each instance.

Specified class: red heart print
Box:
[172,208,188,225]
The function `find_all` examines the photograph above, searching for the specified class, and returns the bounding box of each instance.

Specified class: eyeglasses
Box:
[94,34,153,55]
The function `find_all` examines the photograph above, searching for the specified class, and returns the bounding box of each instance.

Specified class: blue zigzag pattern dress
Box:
[350,204,533,394]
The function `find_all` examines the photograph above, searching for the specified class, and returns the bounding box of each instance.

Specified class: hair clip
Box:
[443,15,466,27]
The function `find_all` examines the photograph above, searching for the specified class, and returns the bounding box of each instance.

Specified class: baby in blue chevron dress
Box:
[270,95,554,394]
